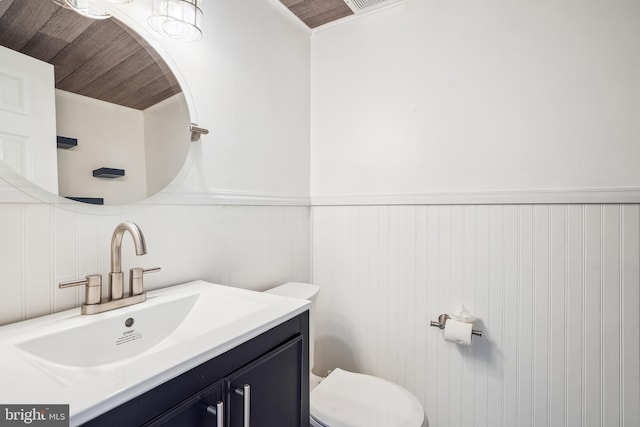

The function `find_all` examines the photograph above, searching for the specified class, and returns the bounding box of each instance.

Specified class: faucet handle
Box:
[129,267,161,296]
[59,274,102,305]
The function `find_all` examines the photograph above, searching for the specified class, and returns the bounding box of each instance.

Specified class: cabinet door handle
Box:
[206,402,224,426]
[234,384,250,427]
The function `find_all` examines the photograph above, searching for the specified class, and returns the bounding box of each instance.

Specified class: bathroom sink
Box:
[16,287,264,369]
[0,280,310,425]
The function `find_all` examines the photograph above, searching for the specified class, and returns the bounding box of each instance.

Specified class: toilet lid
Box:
[310,368,424,427]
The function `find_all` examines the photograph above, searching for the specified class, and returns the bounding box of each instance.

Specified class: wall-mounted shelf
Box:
[92,168,125,178]
[57,136,78,149]
[65,197,104,205]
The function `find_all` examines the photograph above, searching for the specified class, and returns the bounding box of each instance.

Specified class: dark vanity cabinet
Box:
[225,336,303,427]
[82,312,309,427]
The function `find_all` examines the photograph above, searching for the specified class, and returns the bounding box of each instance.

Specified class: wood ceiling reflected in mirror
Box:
[0,0,181,110]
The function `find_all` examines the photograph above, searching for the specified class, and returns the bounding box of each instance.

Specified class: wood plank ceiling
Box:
[0,0,181,110]
[280,0,354,28]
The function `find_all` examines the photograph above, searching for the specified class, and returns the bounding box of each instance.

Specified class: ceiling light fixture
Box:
[51,0,203,41]
[148,0,203,42]
[52,0,112,20]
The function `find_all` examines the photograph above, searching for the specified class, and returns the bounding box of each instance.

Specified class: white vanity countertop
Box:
[0,280,309,426]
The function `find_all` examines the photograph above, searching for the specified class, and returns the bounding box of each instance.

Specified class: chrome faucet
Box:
[109,221,147,300]
[58,221,160,315]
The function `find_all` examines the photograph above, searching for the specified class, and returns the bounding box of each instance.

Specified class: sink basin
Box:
[0,279,309,426]
[17,294,196,367]
[12,282,266,384]
[17,290,264,368]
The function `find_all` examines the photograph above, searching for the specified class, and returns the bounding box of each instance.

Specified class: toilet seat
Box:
[310,368,424,427]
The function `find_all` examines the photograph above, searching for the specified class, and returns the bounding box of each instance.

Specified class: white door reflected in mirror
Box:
[0,46,58,195]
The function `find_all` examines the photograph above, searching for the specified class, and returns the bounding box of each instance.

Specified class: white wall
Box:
[136,0,311,198]
[312,204,640,427]
[143,92,191,196]
[56,90,147,204]
[310,0,640,200]
[309,1,640,426]
[0,204,309,326]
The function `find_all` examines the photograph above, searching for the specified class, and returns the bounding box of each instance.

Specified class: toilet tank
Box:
[265,282,319,370]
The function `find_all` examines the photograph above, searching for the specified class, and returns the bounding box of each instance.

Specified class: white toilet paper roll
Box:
[444,318,473,345]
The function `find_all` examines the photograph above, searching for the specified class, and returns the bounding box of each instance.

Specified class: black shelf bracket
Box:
[92,168,125,178]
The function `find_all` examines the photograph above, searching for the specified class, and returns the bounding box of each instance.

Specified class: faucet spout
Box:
[109,222,147,300]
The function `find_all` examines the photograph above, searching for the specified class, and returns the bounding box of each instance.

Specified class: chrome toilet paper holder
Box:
[430,314,483,337]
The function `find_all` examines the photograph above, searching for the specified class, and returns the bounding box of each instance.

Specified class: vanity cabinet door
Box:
[143,380,225,427]
[226,335,303,427]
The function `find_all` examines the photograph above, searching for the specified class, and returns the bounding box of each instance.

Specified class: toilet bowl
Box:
[265,282,425,427]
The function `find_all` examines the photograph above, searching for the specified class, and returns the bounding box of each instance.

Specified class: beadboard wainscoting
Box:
[0,203,310,326]
[312,204,640,427]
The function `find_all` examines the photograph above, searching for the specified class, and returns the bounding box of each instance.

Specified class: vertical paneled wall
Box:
[312,204,640,427]
[0,203,310,326]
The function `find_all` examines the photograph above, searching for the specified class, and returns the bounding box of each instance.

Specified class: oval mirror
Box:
[0,0,191,206]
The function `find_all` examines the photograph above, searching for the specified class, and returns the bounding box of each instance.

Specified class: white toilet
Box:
[266,282,425,427]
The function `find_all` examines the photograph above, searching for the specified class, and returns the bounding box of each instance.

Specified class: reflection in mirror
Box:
[0,0,191,205]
